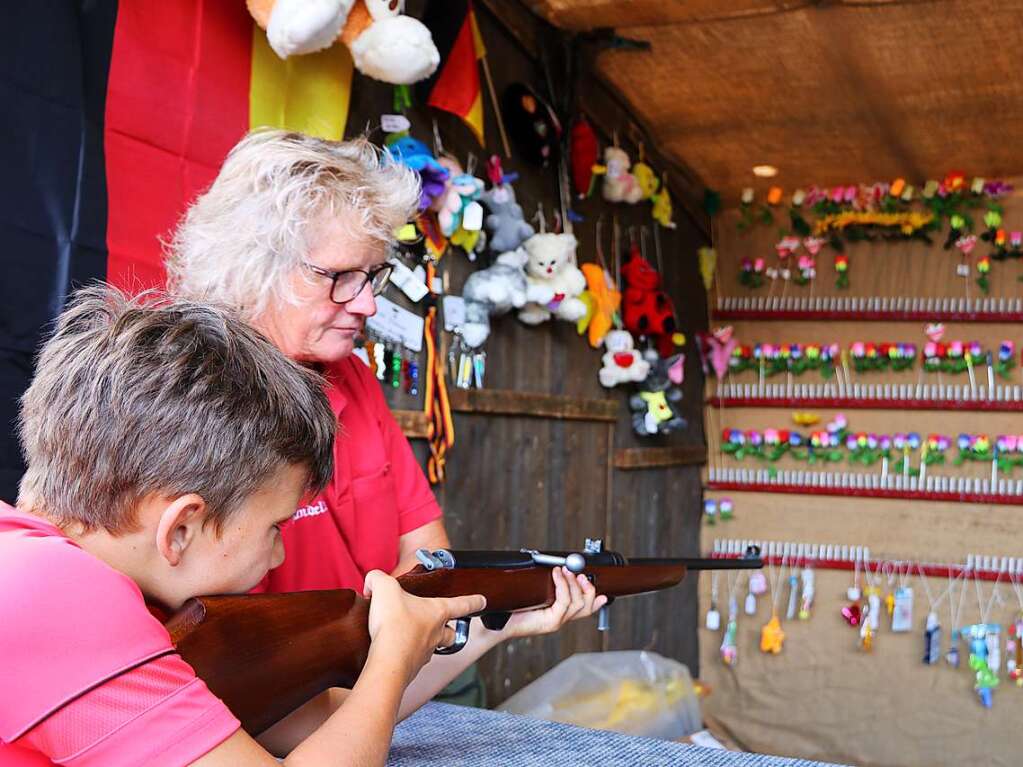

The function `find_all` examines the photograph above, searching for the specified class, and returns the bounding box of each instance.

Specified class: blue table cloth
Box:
[390,703,846,766]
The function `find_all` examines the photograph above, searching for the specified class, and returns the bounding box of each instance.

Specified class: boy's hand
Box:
[363,570,485,683]
[497,566,608,639]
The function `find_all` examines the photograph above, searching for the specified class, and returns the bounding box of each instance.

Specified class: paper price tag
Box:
[956,264,971,277]
[366,295,424,352]
[389,259,428,303]
[442,295,467,332]
[381,114,411,133]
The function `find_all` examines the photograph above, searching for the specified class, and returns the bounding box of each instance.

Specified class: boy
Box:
[0,286,484,767]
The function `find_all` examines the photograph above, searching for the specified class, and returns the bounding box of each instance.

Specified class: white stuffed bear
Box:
[599,329,651,388]
[601,146,644,204]
[518,233,588,326]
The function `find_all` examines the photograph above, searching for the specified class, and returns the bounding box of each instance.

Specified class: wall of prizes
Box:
[696,174,1023,767]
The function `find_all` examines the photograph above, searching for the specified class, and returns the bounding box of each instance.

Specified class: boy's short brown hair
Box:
[18,285,335,533]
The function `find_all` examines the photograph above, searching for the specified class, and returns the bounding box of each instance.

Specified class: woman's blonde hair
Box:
[166,129,420,319]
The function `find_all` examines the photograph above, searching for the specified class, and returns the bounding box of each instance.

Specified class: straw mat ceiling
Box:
[526,0,1023,200]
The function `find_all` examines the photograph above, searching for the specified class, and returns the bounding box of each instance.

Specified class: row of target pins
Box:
[711,538,1023,579]
[706,466,1023,498]
[713,381,1023,403]
[716,295,1023,315]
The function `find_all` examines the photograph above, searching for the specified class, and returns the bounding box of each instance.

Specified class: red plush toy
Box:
[570,116,598,199]
[621,244,679,357]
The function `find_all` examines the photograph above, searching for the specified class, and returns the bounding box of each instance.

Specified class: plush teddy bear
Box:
[247,0,439,85]
[460,248,545,348]
[480,184,535,254]
[621,244,679,357]
[601,146,644,204]
[598,330,651,388]
[518,233,588,326]
[629,351,686,436]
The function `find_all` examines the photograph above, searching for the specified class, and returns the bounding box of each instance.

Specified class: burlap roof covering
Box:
[526,0,1023,199]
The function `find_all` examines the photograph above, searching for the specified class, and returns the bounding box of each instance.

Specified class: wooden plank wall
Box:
[698,187,1023,766]
[349,3,710,704]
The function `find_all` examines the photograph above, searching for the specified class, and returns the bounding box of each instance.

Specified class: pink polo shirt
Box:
[259,355,442,593]
[0,504,239,767]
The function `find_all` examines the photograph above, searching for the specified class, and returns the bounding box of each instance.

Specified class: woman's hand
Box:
[495,566,608,639]
[363,570,485,684]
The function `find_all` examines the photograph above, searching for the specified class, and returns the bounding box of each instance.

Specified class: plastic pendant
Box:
[923,612,941,665]
[749,571,768,596]
[706,608,721,631]
[891,587,913,632]
[760,614,785,654]
[744,592,757,616]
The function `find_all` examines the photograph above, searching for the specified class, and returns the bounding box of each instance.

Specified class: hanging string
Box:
[976,567,1003,626]
[768,555,788,616]
[949,568,967,630]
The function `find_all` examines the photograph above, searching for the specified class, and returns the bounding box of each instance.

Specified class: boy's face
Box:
[176,463,308,604]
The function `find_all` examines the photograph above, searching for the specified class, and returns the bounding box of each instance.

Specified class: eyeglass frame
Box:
[303,261,395,305]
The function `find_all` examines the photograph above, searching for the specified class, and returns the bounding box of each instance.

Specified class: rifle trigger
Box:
[481,612,512,631]
[435,618,471,655]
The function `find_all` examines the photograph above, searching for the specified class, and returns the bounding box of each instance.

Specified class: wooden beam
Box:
[613,445,707,470]
[393,409,430,439]
[448,388,619,422]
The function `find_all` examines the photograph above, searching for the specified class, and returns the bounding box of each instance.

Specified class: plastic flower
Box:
[907,433,922,449]
[748,430,764,446]
[977,256,991,274]
[996,229,1007,247]
[879,435,892,450]
[948,341,964,358]
[764,429,780,445]
[984,210,1003,229]
[741,188,755,205]
[1011,231,1023,248]
[788,432,803,447]
[999,341,1014,361]
[974,436,990,453]
[893,433,907,450]
[792,189,806,207]
[890,178,906,198]
[846,434,859,451]
[851,341,866,357]
[957,434,971,450]
[835,255,849,272]
[943,172,966,192]
[922,180,939,198]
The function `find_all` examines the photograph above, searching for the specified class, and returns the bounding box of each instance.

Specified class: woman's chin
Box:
[310,334,356,365]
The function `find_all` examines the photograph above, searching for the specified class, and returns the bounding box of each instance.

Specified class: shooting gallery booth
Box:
[3,2,1023,767]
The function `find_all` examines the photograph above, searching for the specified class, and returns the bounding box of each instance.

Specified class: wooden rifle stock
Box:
[167,550,760,734]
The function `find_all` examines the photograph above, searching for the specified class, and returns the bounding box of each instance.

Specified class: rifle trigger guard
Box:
[434,618,470,655]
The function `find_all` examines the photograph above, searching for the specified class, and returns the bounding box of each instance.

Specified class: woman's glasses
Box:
[304,262,394,305]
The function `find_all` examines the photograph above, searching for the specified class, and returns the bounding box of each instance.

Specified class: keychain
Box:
[744,571,758,616]
[947,570,967,668]
[473,350,487,389]
[798,565,815,621]
[760,557,786,654]
[785,568,799,620]
[720,571,740,666]
[391,345,403,389]
[842,555,862,627]
[891,563,914,632]
[919,564,951,665]
[373,341,387,381]
[706,571,721,631]
[1008,570,1023,685]
[404,352,420,396]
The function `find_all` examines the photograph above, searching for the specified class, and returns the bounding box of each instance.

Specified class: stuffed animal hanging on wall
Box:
[460,248,547,347]
[620,243,679,357]
[518,233,588,325]
[385,134,449,211]
[480,183,535,254]
[247,0,440,84]
[629,351,686,436]
[570,117,599,198]
[502,83,562,167]
[601,146,644,204]
[598,329,651,388]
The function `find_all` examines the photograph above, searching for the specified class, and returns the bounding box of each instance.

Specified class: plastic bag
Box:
[496,651,701,740]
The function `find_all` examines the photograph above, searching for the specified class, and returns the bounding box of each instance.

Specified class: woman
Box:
[166,130,605,717]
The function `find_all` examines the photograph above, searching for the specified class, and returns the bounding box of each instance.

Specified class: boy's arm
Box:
[197,636,411,767]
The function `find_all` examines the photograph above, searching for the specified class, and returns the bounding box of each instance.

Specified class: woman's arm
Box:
[393,519,450,576]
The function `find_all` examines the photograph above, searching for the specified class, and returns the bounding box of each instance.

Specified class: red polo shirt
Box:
[259,356,442,593]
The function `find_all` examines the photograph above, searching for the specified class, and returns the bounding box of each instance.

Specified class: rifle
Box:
[166,540,761,734]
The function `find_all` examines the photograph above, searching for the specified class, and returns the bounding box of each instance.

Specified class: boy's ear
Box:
[155,494,209,567]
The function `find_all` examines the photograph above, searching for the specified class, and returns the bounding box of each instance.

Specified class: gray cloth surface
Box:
[389,702,847,766]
